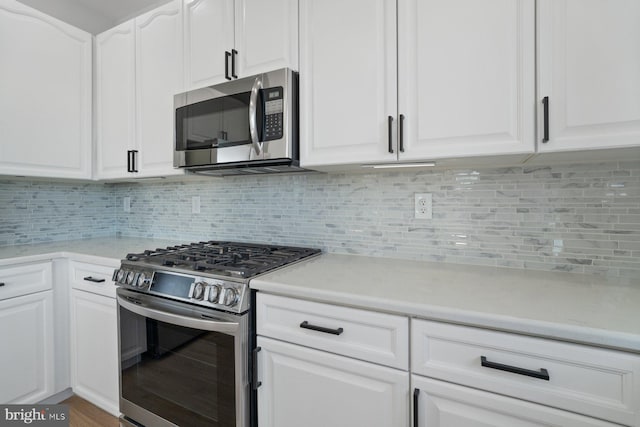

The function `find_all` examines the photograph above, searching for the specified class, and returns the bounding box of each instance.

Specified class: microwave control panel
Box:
[263,87,284,141]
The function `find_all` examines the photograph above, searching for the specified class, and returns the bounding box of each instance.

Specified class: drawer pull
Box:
[481,356,550,381]
[83,276,105,283]
[300,321,344,336]
[0,282,4,287]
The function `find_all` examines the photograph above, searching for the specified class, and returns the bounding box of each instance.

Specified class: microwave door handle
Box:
[249,74,263,156]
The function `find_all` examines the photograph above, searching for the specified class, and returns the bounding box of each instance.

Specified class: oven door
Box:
[116,287,248,427]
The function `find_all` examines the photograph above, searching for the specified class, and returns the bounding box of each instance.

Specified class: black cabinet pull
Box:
[252,346,262,390]
[299,321,343,336]
[413,388,419,427]
[131,150,138,172]
[231,49,238,78]
[542,96,549,143]
[0,282,5,287]
[481,356,550,381]
[127,150,138,173]
[83,276,105,283]
[399,114,405,152]
[387,116,394,153]
[225,51,232,80]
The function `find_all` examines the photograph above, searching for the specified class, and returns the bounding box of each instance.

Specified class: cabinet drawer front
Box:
[257,293,409,370]
[0,262,52,300]
[69,261,117,298]
[412,319,640,426]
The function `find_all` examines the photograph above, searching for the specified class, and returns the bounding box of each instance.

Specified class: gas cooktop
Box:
[113,241,320,314]
[123,241,320,279]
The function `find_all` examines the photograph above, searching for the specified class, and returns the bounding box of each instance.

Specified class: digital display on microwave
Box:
[268,90,280,99]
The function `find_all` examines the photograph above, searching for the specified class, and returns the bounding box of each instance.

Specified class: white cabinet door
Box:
[412,376,619,427]
[257,336,408,427]
[398,0,535,161]
[70,289,119,416]
[184,0,234,90]
[234,0,298,77]
[185,0,298,91]
[135,0,185,178]
[0,0,92,179]
[0,291,54,404]
[299,0,397,167]
[95,20,136,180]
[537,0,640,153]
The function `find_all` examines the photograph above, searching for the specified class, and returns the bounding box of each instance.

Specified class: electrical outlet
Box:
[123,197,131,212]
[192,196,201,214]
[414,193,432,219]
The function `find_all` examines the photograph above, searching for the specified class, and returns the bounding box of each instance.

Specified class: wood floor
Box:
[62,395,120,427]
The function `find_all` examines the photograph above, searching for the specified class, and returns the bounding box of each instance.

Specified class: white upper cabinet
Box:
[234,0,298,77]
[184,0,298,91]
[537,0,640,153]
[135,0,185,178]
[184,0,234,89]
[0,0,92,179]
[95,21,136,180]
[299,0,398,167]
[95,0,185,180]
[300,0,535,169]
[398,0,535,161]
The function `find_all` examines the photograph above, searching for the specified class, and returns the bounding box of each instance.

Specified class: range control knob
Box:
[193,281,206,300]
[126,271,136,286]
[207,284,221,303]
[136,273,147,288]
[221,287,239,307]
[115,269,126,283]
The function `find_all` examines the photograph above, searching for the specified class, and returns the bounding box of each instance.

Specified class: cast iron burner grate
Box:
[125,241,320,278]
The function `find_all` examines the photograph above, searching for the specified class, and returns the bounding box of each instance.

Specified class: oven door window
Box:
[119,306,236,426]
[176,92,261,151]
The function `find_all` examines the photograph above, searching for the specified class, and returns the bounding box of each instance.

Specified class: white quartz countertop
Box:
[2,240,639,353]
[250,254,640,353]
[0,237,182,265]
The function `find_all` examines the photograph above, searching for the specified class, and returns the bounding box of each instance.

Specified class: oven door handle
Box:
[248,74,263,157]
[117,294,240,334]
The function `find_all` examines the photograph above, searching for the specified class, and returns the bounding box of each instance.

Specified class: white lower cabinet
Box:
[70,289,118,415]
[69,267,119,416]
[256,292,640,426]
[257,336,408,427]
[412,318,640,427]
[0,261,54,404]
[0,291,54,404]
[256,293,409,427]
[412,376,619,427]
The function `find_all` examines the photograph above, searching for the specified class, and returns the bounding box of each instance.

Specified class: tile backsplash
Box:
[0,179,114,245]
[2,160,639,277]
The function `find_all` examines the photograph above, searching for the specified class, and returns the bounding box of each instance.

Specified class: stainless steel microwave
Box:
[173,68,304,176]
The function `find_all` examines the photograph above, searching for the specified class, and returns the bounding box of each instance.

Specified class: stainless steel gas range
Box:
[112,241,320,427]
